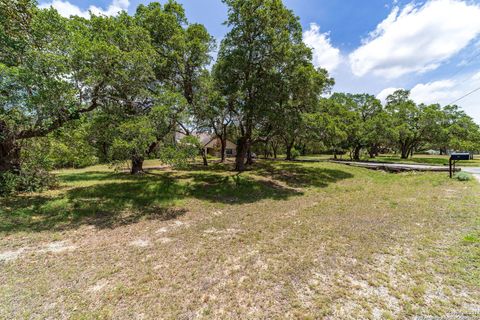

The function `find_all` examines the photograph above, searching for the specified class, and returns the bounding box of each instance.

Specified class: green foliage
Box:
[110,117,157,162]
[0,1,159,192]
[214,0,322,169]
[454,172,473,182]
[159,136,200,168]
[290,148,301,160]
[1,0,479,188]
[463,233,480,244]
[1,141,57,196]
[0,172,20,195]
[47,119,98,168]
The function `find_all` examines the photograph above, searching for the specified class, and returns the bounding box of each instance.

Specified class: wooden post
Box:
[449,158,453,178]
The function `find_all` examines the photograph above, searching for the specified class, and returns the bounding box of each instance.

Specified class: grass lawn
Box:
[1,160,479,319]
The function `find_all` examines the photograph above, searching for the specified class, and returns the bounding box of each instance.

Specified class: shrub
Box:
[159,136,200,169]
[290,148,301,160]
[454,172,473,181]
[0,172,20,195]
[0,168,57,196]
[1,140,58,196]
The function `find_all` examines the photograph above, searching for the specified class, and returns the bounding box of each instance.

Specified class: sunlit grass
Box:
[1,160,479,318]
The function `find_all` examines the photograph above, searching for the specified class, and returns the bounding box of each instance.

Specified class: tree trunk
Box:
[400,144,409,159]
[272,142,278,159]
[235,136,249,172]
[368,146,377,159]
[202,148,208,166]
[333,148,338,160]
[102,143,109,163]
[220,138,226,163]
[246,145,254,165]
[0,139,21,174]
[409,146,414,158]
[353,146,361,161]
[131,156,144,175]
[285,142,293,160]
[301,143,307,156]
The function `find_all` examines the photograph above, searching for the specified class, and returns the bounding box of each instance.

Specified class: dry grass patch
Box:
[0,161,479,319]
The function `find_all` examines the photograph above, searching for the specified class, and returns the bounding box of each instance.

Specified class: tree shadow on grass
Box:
[0,168,302,233]
[0,173,187,233]
[253,161,354,188]
[182,172,301,203]
[57,171,124,183]
[0,161,353,233]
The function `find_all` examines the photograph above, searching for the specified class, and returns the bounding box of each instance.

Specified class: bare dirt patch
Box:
[129,239,151,248]
[0,248,26,262]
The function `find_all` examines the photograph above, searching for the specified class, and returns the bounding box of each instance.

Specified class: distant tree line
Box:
[1,0,479,194]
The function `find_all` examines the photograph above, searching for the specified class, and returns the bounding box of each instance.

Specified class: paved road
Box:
[461,167,480,182]
[331,161,453,172]
[332,160,480,181]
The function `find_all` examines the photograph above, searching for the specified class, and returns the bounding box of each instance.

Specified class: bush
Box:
[290,148,301,160]
[159,136,200,169]
[454,172,473,181]
[0,172,20,195]
[1,140,58,196]
[0,168,57,196]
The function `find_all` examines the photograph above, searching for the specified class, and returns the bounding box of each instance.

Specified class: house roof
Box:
[175,132,235,147]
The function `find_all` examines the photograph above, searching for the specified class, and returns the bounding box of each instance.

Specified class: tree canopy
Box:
[1,0,479,194]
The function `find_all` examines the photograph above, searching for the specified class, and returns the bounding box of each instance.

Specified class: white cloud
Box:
[376,87,403,104]
[303,23,342,73]
[377,71,480,123]
[410,80,461,104]
[349,0,480,78]
[39,0,130,18]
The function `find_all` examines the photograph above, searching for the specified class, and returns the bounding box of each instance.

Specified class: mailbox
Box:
[449,153,471,178]
[450,153,470,161]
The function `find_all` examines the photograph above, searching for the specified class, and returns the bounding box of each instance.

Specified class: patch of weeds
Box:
[409,283,427,302]
[389,200,399,208]
[462,233,480,244]
[454,172,473,181]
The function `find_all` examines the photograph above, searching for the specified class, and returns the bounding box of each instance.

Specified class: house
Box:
[176,132,237,157]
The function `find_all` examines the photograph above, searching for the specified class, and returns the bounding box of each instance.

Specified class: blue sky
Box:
[39,0,480,122]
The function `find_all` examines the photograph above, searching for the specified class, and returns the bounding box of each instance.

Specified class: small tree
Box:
[194,74,234,163]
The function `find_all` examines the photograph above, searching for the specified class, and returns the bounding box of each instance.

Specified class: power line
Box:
[448,86,480,105]
[449,51,480,80]
[444,50,480,105]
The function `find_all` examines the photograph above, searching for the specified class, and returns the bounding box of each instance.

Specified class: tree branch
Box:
[17,84,103,140]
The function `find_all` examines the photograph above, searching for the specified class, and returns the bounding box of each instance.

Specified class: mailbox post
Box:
[449,153,470,178]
